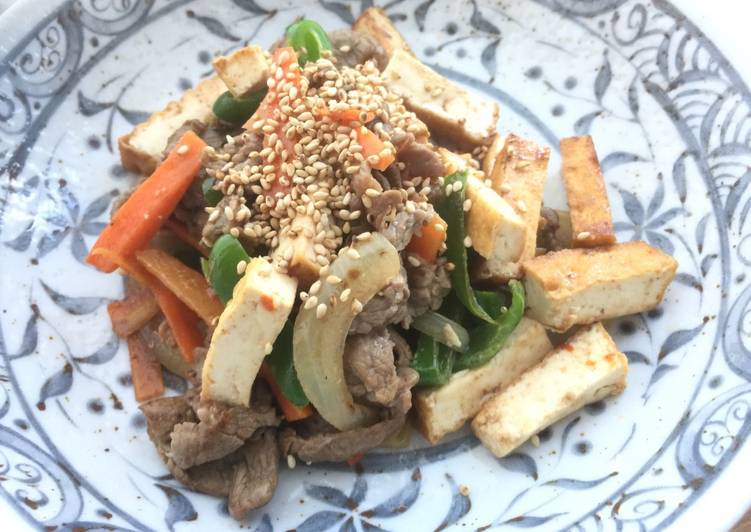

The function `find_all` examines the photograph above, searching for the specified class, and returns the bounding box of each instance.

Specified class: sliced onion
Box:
[293,233,401,431]
[411,311,470,353]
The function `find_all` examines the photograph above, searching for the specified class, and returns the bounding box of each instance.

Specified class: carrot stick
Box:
[92,248,203,363]
[135,248,224,325]
[87,131,207,273]
[165,218,209,258]
[406,213,447,263]
[260,363,313,422]
[357,127,394,170]
[107,282,160,338]
[127,335,165,402]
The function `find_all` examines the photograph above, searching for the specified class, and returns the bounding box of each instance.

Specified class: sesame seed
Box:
[346,248,360,259]
[326,275,342,285]
[364,188,381,198]
[407,255,421,267]
[499,183,511,193]
[356,232,372,241]
[304,295,318,310]
[577,231,592,240]
[176,144,189,155]
[351,299,363,313]
[309,280,321,295]
[463,199,472,211]
[452,181,463,192]
[446,262,456,271]
[434,223,445,232]
[516,200,528,213]
[445,186,453,197]
[464,236,473,248]
[264,342,273,355]
[340,288,351,302]
[287,454,296,469]
[316,303,328,319]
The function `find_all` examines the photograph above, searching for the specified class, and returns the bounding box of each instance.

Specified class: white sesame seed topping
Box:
[351,299,363,314]
[264,342,273,355]
[340,288,351,302]
[407,255,421,267]
[304,295,318,310]
[236,260,248,275]
[176,144,189,155]
[577,231,592,240]
[464,236,473,248]
[316,303,328,319]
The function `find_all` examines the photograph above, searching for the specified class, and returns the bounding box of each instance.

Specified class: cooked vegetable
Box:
[260,363,313,421]
[87,131,206,273]
[293,233,400,431]
[411,334,454,387]
[137,322,193,379]
[127,335,165,402]
[207,234,250,304]
[381,421,412,449]
[286,19,332,64]
[201,178,223,207]
[92,248,203,363]
[475,290,506,320]
[411,311,469,353]
[107,281,159,338]
[357,126,394,171]
[405,213,447,263]
[328,108,375,124]
[438,170,494,323]
[201,258,297,405]
[213,89,266,125]
[136,248,224,324]
[454,280,525,371]
[266,319,308,407]
[165,218,209,258]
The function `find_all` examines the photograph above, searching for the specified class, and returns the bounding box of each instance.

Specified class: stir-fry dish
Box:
[87,9,678,519]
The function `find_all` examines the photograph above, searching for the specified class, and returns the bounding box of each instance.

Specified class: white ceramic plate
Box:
[1,0,749,530]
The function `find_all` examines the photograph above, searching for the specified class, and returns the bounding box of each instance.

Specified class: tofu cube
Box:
[465,176,526,263]
[119,76,227,174]
[212,45,269,98]
[561,136,616,248]
[414,318,552,444]
[353,7,412,59]
[438,148,526,263]
[472,323,628,458]
[478,134,550,281]
[272,215,320,289]
[523,241,678,332]
[201,259,297,406]
[382,50,500,148]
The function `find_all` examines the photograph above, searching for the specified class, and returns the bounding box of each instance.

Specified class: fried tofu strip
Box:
[272,215,320,290]
[382,50,500,149]
[561,136,616,248]
[414,318,552,444]
[353,7,412,59]
[118,76,227,174]
[212,45,269,98]
[474,134,550,283]
[523,241,678,332]
[439,148,526,264]
[472,323,627,458]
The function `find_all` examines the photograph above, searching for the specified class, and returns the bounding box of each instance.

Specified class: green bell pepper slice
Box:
[437,170,495,323]
[411,333,455,387]
[454,280,525,371]
[212,89,265,125]
[266,318,309,406]
[286,19,332,64]
[207,234,250,304]
[202,177,223,207]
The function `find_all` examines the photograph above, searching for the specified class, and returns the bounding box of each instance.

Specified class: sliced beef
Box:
[405,256,452,318]
[329,29,389,70]
[397,139,445,181]
[344,328,418,410]
[227,429,279,519]
[537,206,563,254]
[140,382,281,519]
[379,206,434,251]
[389,328,413,367]
[163,119,207,159]
[169,384,280,470]
[350,266,410,334]
[279,414,405,463]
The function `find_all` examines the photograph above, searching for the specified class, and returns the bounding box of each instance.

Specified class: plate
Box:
[0,0,749,530]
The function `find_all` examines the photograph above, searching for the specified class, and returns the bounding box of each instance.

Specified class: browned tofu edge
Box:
[560,136,616,248]
[353,7,412,58]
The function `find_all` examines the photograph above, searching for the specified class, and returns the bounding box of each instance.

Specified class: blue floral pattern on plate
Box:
[1,0,750,529]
